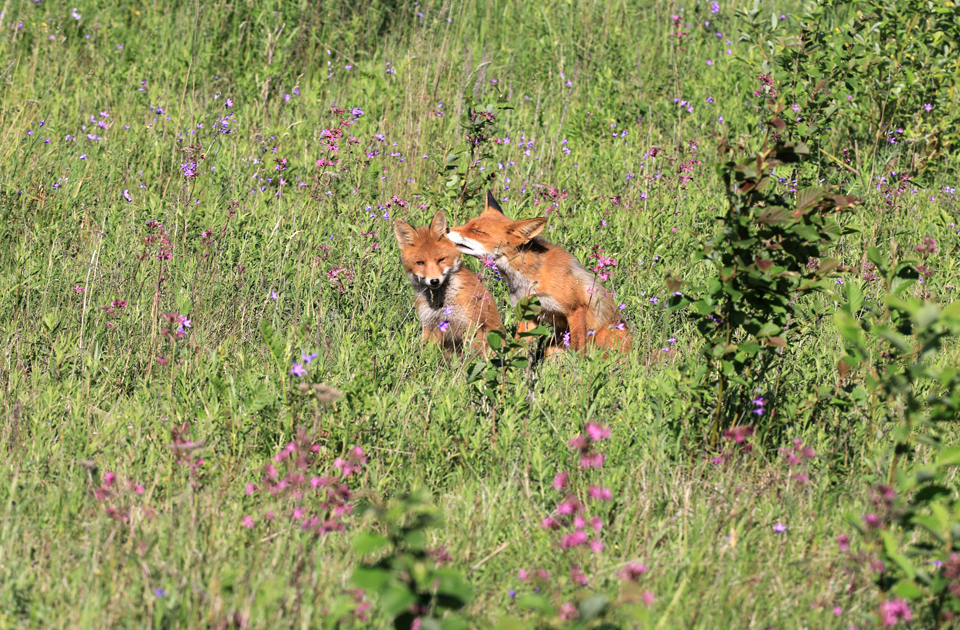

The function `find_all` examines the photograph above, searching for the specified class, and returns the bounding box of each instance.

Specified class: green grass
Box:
[1,0,959,628]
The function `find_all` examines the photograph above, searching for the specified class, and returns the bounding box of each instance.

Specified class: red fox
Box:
[446,191,631,355]
[394,210,503,353]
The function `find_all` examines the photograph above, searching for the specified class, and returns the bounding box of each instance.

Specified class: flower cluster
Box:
[242,430,368,536]
[92,469,148,522]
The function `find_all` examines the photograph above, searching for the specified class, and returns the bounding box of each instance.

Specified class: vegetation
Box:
[1,0,959,627]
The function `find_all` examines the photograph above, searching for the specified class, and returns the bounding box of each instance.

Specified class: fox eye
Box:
[438,257,446,263]
[472,229,484,235]
[416,261,424,266]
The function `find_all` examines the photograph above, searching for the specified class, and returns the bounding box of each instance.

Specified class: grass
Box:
[1,0,959,628]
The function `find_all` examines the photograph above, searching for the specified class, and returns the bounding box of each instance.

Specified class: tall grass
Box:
[1,0,958,627]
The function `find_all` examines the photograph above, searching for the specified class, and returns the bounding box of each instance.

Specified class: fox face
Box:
[446,192,546,260]
[394,211,461,288]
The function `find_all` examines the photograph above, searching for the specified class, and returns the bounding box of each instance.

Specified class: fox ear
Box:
[393,220,418,247]
[429,211,448,238]
[484,190,505,215]
[509,218,547,242]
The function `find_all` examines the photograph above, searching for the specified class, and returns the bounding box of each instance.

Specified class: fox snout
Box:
[428,277,442,288]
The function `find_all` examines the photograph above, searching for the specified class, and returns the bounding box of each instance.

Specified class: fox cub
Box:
[446,191,630,355]
[394,210,503,353]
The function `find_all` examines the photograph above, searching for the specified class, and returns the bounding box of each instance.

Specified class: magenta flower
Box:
[552,471,569,490]
[772,522,787,533]
[880,599,912,627]
[585,422,611,441]
[617,563,648,581]
[241,515,255,528]
[437,320,450,332]
[837,534,850,552]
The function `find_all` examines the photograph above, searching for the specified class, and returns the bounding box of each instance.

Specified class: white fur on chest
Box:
[413,272,472,335]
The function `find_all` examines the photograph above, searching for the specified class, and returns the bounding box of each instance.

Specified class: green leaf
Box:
[486,331,504,352]
[892,580,924,600]
[795,187,824,211]
[937,446,960,466]
[380,582,418,615]
[845,282,864,314]
[353,532,391,556]
[351,566,391,590]
[515,594,555,615]
[881,531,915,579]
[866,246,886,269]
[914,303,940,329]
[579,594,609,621]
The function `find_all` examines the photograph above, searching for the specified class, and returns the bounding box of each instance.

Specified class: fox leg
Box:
[567,306,590,352]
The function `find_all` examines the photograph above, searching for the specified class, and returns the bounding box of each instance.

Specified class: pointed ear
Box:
[429,211,448,238]
[509,218,547,242]
[393,220,418,247]
[484,190,505,215]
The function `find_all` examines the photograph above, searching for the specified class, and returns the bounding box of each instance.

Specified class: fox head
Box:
[446,191,547,259]
[394,211,461,289]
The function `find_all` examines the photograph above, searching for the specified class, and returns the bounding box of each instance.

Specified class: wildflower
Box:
[837,534,850,552]
[302,352,318,364]
[154,588,167,597]
[437,320,450,332]
[241,515,255,528]
[585,422,611,441]
[880,599,912,627]
[772,522,787,533]
[290,363,307,377]
[552,471,569,490]
[642,591,655,606]
[588,485,612,501]
[710,2,720,13]
[924,103,933,112]
[73,285,85,293]
[862,513,881,529]
[270,291,278,300]
[618,563,648,581]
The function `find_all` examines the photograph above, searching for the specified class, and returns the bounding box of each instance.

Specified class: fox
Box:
[394,210,503,354]
[445,191,631,355]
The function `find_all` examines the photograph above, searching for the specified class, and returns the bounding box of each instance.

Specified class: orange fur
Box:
[394,211,503,354]
[446,191,631,354]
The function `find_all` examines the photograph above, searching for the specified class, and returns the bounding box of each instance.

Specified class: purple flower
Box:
[351,107,364,117]
[924,103,933,112]
[772,522,787,533]
[437,321,450,332]
[289,363,307,377]
[302,352,318,364]
[122,189,132,202]
[710,1,720,13]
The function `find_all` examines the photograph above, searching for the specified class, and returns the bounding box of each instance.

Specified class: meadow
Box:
[1,0,960,628]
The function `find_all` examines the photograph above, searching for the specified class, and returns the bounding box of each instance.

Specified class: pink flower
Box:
[837,534,850,552]
[617,563,648,581]
[580,452,606,469]
[517,568,529,581]
[588,485,612,501]
[559,602,579,620]
[585,422,611,441]
[134,484,144,495]
[589,539,605,553]
[641,591,655,606]
[241,515,255,528]
[567,435,589,451]
[552,471,569,490]
[880,599,912,627]
[862,513,881,529]
[561,531,588,548]
[245,483,256,496]
[541,516,559,530]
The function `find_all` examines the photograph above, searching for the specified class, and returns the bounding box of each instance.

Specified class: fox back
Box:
[394,211,503,353]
